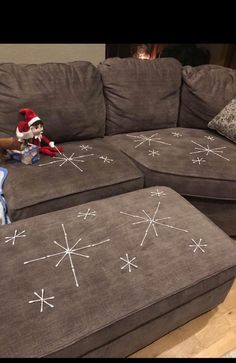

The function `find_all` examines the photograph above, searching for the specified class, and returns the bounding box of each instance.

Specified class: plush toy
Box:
[16,108,63,157]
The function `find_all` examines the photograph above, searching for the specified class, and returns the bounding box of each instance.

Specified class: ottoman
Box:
[0,186,236,357]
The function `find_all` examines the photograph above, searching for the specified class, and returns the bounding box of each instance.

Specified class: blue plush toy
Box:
[0,167,11,225]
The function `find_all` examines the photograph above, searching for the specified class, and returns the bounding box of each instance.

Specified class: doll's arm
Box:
[41,134,55,148]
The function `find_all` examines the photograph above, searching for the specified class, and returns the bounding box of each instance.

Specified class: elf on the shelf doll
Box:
[16,108,63,157]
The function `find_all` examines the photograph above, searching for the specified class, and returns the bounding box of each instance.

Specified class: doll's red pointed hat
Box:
[19,108,41,127]
[16,108,40,140]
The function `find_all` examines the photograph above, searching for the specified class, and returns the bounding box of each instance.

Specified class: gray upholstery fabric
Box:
[0,187,236,357]
[82,280,233,358]
[106,128,236,200]
[185,196,236,237]
[179,65,236,129]
[106,127,236,235]
[98,57,182,135]
[3,139,144,221]
[0,61,106,141]
[208,97,236,142]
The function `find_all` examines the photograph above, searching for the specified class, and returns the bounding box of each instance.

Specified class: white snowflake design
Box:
[190,141,230,161]
[126,133,171,149]
[120,253,138,272]
[4,229,26,246]
[171,132,182,138]
[120,202,188,247]
[148,149,160,157]
[24,224,110,288]
[38,152,94,172]
[204,136,215,141]
[189,238,207,253]
[28,289,55,313]
[150,189,167,198]
[77,208,96,220]
[192,157,206,165]
[79,145,93,151]
[98,155,114,164]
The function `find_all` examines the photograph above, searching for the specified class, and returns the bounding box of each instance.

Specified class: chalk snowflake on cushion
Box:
[120,253,138,273]
[98,155,114,164]
[4,229,26,246]
[28,289,55,313]
[39,152,94,172]
[79,145,93,152]
[148,149,160,157]
[189,238,207,253]
[77,208,96,220]
[204,136,215,141]
[171,132,182,138]
[150,189,166,198]
[24,224,110,288]
[126,133,171,149]
[120,202,188,247]
[190,141,230,162]
[192,157,206,165]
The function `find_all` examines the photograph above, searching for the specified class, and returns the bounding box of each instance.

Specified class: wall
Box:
[0,44,105,66]
[197,44,229,65]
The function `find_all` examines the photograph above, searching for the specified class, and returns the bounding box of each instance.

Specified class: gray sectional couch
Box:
[0,57,236,358]
[1,58,236,235]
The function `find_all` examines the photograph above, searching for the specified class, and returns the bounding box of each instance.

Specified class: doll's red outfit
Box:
[32,134,63,157]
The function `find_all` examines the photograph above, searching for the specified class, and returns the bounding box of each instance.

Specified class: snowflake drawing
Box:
[98,155,114,163]
[120,253,138,272]
[189,238,207,253]
[204,136,215,141]
[192,157,206,165]
[150,189,167,198]
[4,229,26,246]
[77,208,96,220]
[171,132,182,138]
[126,133,171,149]
[190,141,230,161]
[120,202,188,247]
[79,145,93,151]
[24,224,110,288]
[28,289,55,313]
[38,152,94,172]
[148,149,160,157]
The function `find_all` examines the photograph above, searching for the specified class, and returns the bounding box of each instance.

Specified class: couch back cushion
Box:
[98,57,182,135]
[179,64,236,129]
[0,61,106,142]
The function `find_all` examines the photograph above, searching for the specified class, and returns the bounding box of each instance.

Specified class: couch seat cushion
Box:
[4,139,144,221]
[106,127,236,199]
[0,186,236,357]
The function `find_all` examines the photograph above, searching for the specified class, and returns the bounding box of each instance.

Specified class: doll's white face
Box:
[30,123,44,136]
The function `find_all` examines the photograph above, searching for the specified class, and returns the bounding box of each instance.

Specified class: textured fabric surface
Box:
[82,280,233,358]
[208,97,236,142]
[0,186,236,357]
[98,57,182,135]
[0,61,106,141]
[106,128,236,200]
[3,139,144,221]
[179,64,236,129]
[185,196,236,237]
